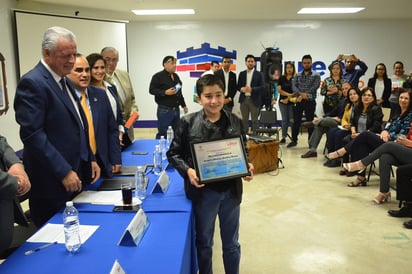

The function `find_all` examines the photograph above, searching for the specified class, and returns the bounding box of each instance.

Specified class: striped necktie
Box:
[80,90,97,154]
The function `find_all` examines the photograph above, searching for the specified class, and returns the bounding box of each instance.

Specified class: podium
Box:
[247,140,279,174]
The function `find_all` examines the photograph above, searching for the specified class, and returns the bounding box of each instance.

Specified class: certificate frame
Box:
[190,136,250,184]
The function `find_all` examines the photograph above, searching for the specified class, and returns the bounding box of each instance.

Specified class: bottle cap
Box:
[66,201,73,207]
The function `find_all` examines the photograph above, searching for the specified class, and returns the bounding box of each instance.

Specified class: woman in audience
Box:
[321,61,344,114]
[86,53,124,146]
[367,63,391,108]
[339,89,412,203]
[389,61,408,119]
[327,87,383,186]
[277,61,296,144]
[324,86,360,168]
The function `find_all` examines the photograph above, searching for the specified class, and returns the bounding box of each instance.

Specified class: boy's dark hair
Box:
[196,74,224,96]
[244,54,255,62]
[211,61,219,66]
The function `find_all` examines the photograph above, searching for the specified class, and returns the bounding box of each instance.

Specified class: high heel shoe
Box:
[371,192,391,205]
[343,161,366,173]
[347,176,367,187]
[327,148,346,160]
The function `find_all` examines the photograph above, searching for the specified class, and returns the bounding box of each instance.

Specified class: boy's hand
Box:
[187,168,205,188]
[243,163,254,182]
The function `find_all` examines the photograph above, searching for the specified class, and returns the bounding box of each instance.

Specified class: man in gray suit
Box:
[0,134,31,254]
[101,47,139,142]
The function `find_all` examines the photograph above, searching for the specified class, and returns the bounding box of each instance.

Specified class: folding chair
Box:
[255,109,280,141]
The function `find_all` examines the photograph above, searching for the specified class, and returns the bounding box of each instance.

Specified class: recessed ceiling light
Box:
[298,7,364,14]
[132,9,195,15]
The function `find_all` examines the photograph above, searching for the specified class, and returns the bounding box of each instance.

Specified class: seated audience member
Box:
[389,163,412,229]
[0,134,31,255]
[330,54,368,88]
[343,122,412,205]
[301,82,351,158]
[367,63,391,108]
[86,53,125,149]
[327,87,383,186]
[389,61,408,119]
[321,61,345,114]
[68,54,121,177]
[324,87,360,168]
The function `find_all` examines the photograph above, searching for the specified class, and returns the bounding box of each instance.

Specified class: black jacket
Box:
[367,77,392,108]
[167,109,245,204]
[352,105,383,133]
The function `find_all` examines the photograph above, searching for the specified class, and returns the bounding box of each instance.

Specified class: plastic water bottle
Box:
[153,144,163,175]
[166,126,174,149]
[159,136,167,161]
[135,165,147,200]
[63,201,81,253]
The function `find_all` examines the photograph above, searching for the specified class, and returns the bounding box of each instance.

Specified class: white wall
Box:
[0,0,19,148]
[127,19,412,123]
[2,3,412,149]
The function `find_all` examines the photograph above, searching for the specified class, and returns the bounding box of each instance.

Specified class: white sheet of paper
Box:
[73,190,123,204]
[27,223,99,244]
[73,190,142,206]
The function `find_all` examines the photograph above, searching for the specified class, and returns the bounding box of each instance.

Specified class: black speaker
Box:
[260,49,282,84]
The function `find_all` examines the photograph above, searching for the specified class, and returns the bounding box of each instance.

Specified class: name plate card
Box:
[151,171,170,194]
[190,136,250,184]
[117,208,150,246]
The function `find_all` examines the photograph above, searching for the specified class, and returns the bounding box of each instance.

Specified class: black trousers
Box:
[396,164,412,202]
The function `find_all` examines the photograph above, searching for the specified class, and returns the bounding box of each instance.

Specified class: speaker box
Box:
[260,49,282,83]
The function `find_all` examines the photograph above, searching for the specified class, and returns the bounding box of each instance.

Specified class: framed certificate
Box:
[190,136,250,184]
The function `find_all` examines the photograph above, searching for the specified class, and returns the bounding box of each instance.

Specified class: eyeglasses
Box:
[362,93,373,97]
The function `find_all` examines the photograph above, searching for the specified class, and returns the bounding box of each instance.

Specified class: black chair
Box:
[255,109,280,140]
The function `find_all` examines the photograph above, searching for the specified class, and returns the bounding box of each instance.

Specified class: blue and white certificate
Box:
[190,136,250,183]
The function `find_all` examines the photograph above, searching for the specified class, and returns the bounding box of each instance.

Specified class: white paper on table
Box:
[73,190,123,204]
[73,190,142,206]
[27,223,99,244]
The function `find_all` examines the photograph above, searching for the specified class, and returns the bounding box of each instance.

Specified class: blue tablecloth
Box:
[0,140,197,274]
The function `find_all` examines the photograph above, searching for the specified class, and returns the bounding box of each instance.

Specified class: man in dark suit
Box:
[0,134,30,254]
[14,26,100,227]
[214,56,237,112]
[237,54,265,133]
[67,54,122,178]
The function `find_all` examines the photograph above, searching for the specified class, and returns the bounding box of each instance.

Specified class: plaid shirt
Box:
[292,70,320,101]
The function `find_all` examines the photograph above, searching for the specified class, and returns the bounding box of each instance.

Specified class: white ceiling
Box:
[17,0,412,22]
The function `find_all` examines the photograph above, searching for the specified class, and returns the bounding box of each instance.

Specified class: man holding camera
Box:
[330,53,368,88]
[149,56,188,139]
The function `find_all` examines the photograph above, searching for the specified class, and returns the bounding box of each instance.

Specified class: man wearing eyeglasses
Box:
[101,47,139,142]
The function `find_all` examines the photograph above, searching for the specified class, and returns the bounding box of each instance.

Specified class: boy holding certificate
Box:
[167,74,253,274]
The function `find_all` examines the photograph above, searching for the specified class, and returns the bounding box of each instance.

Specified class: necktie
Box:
[80,91,97,154]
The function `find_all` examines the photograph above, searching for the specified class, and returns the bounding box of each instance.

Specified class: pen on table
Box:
[24,241,58,255]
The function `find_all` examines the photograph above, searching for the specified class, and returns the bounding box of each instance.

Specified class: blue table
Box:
[0,140,197,274]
